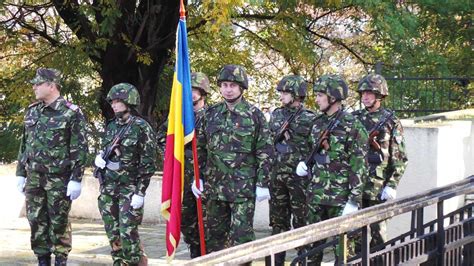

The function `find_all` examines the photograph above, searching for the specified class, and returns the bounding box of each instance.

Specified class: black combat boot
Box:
[37,254,51,266]
[189,244,202,258]
[54,255,67,266]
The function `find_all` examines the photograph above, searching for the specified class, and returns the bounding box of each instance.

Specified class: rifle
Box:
[273,105,304,145]
[368,110,394,151]
[304,109,344,177]
[93,117,137,184]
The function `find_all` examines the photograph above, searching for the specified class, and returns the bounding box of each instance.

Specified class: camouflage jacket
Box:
[269,105,317,175]
[102,115,157,196]
[16,97,88,181]
[197,99,273,202]
[308,109,368,206]
[184,107,206,185]
[352,107,408,200]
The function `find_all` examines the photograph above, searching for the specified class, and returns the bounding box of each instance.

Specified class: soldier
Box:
[352,74,408,248]
[94,83,157,266]
[193,64,273,255]
[15,68,88,266]
[265,75,317,266]
[296,74,368,265]
[182,72,210,258]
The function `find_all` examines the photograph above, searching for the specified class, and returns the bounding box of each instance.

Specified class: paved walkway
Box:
[0,217,275,265]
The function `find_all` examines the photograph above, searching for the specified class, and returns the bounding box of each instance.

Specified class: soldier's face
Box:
[361,91,377,107]
[32,82,53,101]
[220,81,241,100]
[279,91,294,105]
[315,92,330,111]
[111,99,127,114]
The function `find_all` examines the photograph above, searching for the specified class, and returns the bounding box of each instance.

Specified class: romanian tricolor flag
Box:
[160,6,195,261]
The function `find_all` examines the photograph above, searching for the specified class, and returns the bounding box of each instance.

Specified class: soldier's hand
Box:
[296,161,308,176]
[342,200,358,216]
[191,179,204,198]
[16,176,26,195]
[66,180,82,200]
[381,186,397,201]
[94,151,106,169]
[130,194,144,209]
[256,186,270,202]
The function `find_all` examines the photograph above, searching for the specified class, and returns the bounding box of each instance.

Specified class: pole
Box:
[192,135,206,256]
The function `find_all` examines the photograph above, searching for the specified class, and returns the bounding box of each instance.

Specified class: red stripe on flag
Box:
[161,134,183,259]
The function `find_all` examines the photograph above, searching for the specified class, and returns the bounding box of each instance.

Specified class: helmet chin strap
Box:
[284,96,295,107]
[364,98,380,111]
[193,96,203,106]
[321,97,336,113]
[224,91,242,103]
[115,106,130,120]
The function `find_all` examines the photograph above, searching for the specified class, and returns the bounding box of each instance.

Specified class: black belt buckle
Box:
[314,153,330,165]
[275,143,291,154]
[368,151,383,165]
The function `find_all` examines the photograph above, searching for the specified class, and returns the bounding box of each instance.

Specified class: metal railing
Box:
[382,77,473,118]
[184,175,474,265]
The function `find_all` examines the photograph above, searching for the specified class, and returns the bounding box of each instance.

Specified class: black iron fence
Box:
[382,77,473,118]
[184,176,474,265]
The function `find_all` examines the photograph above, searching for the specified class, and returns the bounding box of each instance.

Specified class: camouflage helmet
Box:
[358,74,389,96]
[276,75,308,98]
[313,74,348,101]
[106,83,141,106]
[217,64,249,90]
[191,72,210,95]
[30,68,61,85]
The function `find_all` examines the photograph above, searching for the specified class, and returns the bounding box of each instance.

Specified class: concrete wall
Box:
[387,118,474,238]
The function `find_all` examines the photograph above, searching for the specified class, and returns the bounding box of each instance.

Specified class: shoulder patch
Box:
[65,101,80,112]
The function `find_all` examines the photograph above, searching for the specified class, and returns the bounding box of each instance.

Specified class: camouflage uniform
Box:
[16,68,88,262]
[352,74,408,247]
[97,83,157,265]
[267,75,317,265]
[197,65,273,253]
[306,75,369,265]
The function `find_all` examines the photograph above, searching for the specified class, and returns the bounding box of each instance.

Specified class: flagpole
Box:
[180,0,206,257]
[191,133,206,256]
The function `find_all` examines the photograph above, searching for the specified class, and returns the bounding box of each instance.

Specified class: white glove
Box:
[296,161,308,176]
[342,200,358,216]
[381,186,397,201]
[94,151,106,169]
[130,194,145,209]
[191,179,204,198]
[66,180,82,200]
[16,176,26,194]
[256,186,270,202]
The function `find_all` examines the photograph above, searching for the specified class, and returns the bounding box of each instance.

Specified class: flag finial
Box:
[180,0,186,19]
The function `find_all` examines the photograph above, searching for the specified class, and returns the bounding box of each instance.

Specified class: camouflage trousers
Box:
[306,204,355,266]
[98,188,144,265]
[269,172,309,233]
[206,199,255,253]
[181,173,206,257]
[354,198,387,252]
[24,171,72,259]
